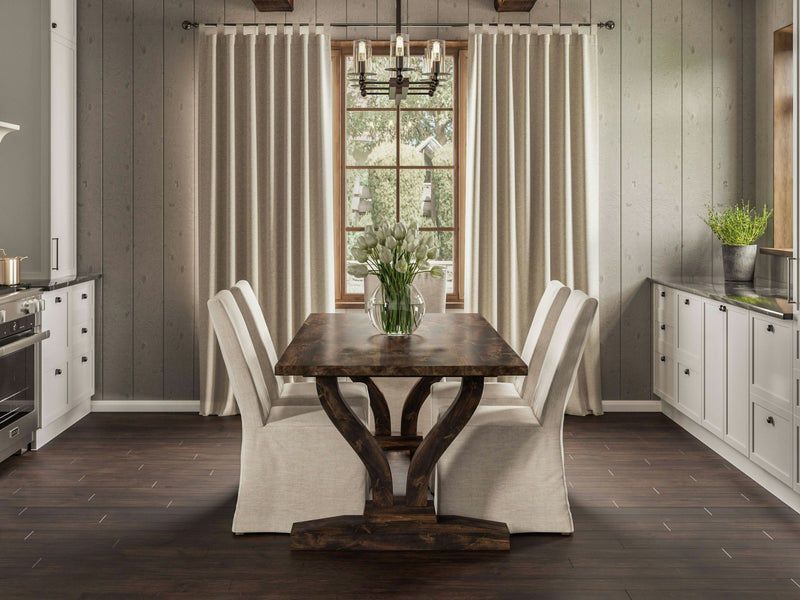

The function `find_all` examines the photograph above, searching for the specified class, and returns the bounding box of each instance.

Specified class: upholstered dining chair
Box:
[230,280,372,427]
[431,289,598,534]
[363,272,448,435]
[429,280,570,412]
[208,290,369,534]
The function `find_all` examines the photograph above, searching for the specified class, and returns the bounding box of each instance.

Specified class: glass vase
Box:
[366,283,426,336]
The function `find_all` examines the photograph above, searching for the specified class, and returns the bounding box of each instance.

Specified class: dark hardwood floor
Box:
[1,413,800,599]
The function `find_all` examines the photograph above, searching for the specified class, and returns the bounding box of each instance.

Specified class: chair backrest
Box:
[527,289,598,425]
[230,280,285,400]
[516,280,571,396]
[208,290,271,430]
[364,271,447,313]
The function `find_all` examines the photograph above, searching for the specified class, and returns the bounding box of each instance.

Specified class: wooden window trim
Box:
[333,41,467,310]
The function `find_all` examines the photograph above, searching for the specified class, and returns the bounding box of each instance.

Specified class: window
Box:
[333,42,467,308]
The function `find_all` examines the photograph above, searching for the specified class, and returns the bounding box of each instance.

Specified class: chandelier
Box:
[347,0,450,104]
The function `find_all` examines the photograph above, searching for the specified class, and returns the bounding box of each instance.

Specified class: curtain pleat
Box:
[197,26,334,416]
[467,26,602,416]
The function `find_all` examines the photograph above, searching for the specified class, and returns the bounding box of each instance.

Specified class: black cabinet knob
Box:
[81,293,88,300]
[55,368,62,375]
[767,324,775,332]
[767,416,775,425]
[660,356,666,362]
[684,299,690,305]
[81,327,88,334]
[660,291,666,297]
[52,22,57,28]
[719,305,727,312]
[684,368,690,375]
[660,324,666,330]
[55,296,62,303]
[81,356,88,363]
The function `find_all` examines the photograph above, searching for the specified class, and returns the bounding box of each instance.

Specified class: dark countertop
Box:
[22,273,102,291]
[650,277,794,320]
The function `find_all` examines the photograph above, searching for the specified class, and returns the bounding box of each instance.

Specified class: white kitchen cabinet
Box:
[751,399,793,485]
[653,352,676,406]
[677,362,703,423]
[726,307,750,456]
[36,280,95,448]
[752,315,793,411]
[677,292,702,364]
[48,0,77,282]
[703,301,726,439]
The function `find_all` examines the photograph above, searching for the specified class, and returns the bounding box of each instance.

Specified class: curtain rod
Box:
[181,20,615,31]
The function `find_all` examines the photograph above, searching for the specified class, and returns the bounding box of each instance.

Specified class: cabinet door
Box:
[69,352,94,402]
[752,315,792,409]
[653,352,676,405]
[50,0,76,44]
[677,362,702,423]
[677,293,702,363]
[50,32,76,281]
[702,302,725,439]
[751,400,792,484]
[41,290,68,364]
[725,307,750,456]
[40,361,68,427]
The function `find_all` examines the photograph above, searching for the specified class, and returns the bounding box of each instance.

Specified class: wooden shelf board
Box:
[758,247,793,257]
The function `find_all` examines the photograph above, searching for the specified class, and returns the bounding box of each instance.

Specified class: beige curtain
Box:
[197,25,334,416]
[466,24,602,416]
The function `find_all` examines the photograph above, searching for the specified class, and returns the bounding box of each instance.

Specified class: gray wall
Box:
[76,0,761,401]
[0,0,49,277]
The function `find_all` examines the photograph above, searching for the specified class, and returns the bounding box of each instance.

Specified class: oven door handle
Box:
[0,330,50,358]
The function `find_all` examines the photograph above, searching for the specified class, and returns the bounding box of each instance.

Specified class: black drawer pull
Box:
[55,368,62,376]
[684,368,690,375]
[660,324,666,330]
[660,356,666,362]
[52,22,57,28]
[719,305,726,312]
[81,293,88,300]
[766,416,775,425]
[81,356,88,363]
[767,324,775,332]
[660,291,666,297]
[55,296,62,303]
[81,327,88,334]
[684,299,690,305]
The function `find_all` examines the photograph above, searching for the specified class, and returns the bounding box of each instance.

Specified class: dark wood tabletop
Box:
[275,313,528,378]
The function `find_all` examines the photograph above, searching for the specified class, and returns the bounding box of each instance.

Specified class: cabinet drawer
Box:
[68,282,94,326]
[41,290,68,361]
[653,352,676,405]
[677,293,702,362]
[69,351,94,401]
[751,401,792,484]
[40,361,69,426]
[655,321,676,351]
[654,285,676,326]
[677,362,702,423]
[752,315,792,409]
[69,319,93,354]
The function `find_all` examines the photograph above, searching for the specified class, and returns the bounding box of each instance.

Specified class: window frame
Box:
[332,41,468,309]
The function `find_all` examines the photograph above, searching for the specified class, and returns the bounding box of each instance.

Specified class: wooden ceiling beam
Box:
[494,0,537,12]
[252,0,294,11]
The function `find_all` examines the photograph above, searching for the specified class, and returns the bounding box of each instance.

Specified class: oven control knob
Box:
[20,300,38,314]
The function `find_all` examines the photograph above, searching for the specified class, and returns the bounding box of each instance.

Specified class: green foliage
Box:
[702,200,772,246]
[430,142,454,260]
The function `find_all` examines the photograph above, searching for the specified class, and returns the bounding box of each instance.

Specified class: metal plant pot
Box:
[721,244,757,282]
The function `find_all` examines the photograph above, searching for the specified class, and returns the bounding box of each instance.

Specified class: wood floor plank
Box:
[0,413,799,599]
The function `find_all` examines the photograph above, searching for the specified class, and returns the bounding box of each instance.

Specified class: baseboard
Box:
[662,402,800,515]
[601,400,662,412]
[34,399,91,450]
[91,400,200,413]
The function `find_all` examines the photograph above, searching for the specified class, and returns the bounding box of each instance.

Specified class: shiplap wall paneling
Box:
[682,0,713,278]
[225,0,255,21]
[530,0,558,23]
[164,0,197,401]
[133,0,165,400]
[619,0,652,399]
[593,0,621,399]
[102,0,134,400]
[77,0,104,398]
[560,0,589,22]
[742,0,755,227]
[711,0,743,280]
[651,0,682,280]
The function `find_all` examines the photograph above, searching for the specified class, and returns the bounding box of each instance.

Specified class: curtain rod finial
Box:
[599,20,615,30]
[182,20,198,31]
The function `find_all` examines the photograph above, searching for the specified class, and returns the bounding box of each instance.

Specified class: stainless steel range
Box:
[0,286,49,463]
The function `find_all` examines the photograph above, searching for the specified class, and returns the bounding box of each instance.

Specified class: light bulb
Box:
[358,41,367,62]
[395,35,404,57]
[431,41,441,63]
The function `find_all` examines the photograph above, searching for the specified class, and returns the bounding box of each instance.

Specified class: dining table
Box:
[274,312,527,551]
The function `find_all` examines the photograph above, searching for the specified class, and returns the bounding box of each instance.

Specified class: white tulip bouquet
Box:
[347,221,445,334]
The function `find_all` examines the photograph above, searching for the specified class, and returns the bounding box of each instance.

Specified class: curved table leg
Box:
[350,376,391,436]
[406,376,484,507]
[400,376,443,437]
[316,376,393,507]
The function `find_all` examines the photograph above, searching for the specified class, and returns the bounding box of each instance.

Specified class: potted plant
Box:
[347,221,444,335]
[702,200,772,282]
